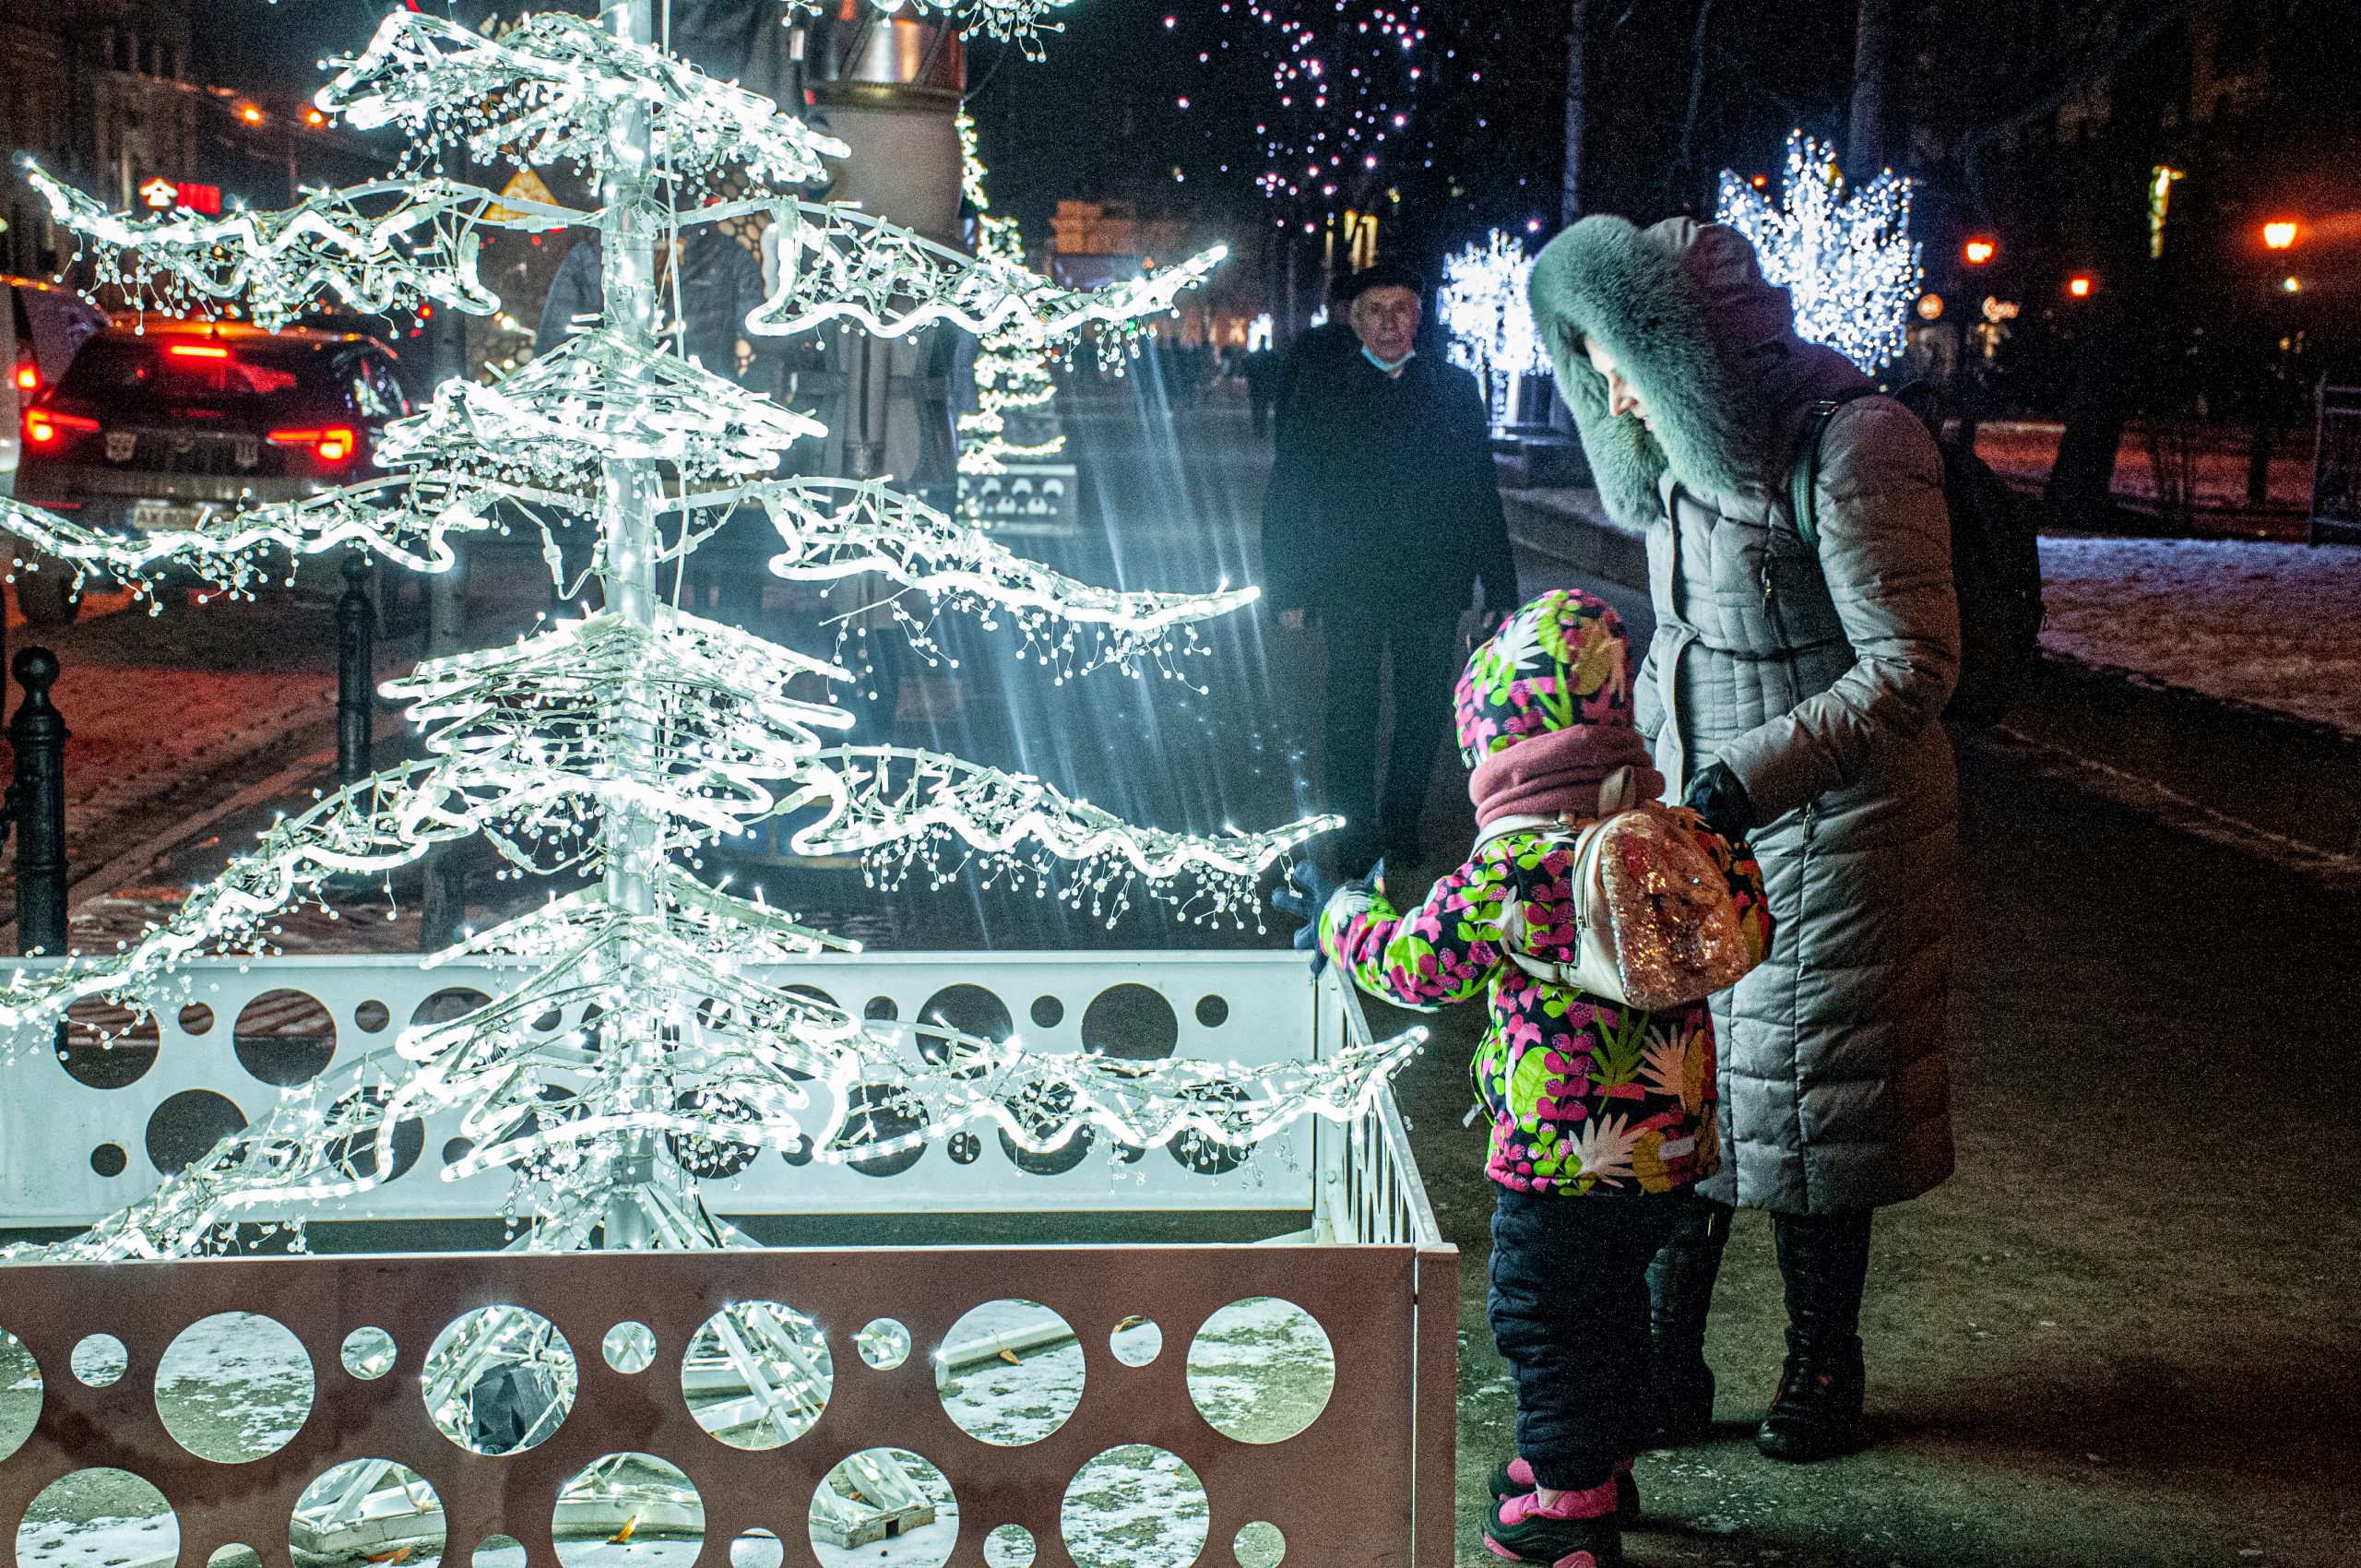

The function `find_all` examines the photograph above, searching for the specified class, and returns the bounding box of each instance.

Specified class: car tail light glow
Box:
[167,343,231,360]
[12,354,35,394]
[267,426,359,463]
[24,409,98,445]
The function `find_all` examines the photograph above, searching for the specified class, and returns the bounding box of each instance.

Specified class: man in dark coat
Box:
[1261,261,1518,873]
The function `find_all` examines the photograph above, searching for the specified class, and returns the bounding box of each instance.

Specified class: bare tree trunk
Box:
[1847,0,1898,174]
[1561,0,1588,227]
[1676,0,1715,199]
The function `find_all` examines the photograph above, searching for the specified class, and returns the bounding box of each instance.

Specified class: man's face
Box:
[1350,286,1421,363]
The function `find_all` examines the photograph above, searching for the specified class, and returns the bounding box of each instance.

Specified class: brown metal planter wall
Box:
[0,1243,1458,1568]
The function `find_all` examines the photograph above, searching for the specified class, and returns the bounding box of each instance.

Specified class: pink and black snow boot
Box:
[1486,1455,1639,1524]
[1483,1474,1625,1567]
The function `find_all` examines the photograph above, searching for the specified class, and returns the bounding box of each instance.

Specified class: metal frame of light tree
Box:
[0,0,1424,1270]
[1716,128,1921,373]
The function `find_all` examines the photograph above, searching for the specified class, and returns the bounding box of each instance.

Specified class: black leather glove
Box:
[1268,860,1346,976]
[1682,761,1756,844]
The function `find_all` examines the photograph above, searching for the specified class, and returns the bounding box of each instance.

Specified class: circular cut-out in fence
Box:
[863,995,898,1021]
[682,1301,831,1450]
[999,1082,1094,1176]
[70,1334,126,1388]
[1061,1445,1209,1568]
[233,989,338,1086]
[146,1088,248,1176]
[1194,994,1230,1028]
[323,1087,424,1184]
[352,1000,390,1034]
[554,1453,704,1568]
[937,1300,1084,1446]
[89,1144,126,1178]
[1110,1315,1163,1368]
[949,1130,982,1164]
[666,1087,761,1179]
[919,983,1014,1043]
[602,1322,657,1375]
[1188,1297,1335,1443]
[474,1534,526,1568]
[159,1312,314,1462]
[1080,984,1179,1061]
[442,1137,474,1168]
[983,1523,1037,1567]
[409,987,492,1029]
[0,1326,40,1463]
[1168,1084,1250,1178]
[730,1529,784,1568]
[180,1003,216,1036]
[423,1305,576,1455]
[1029,994,1064,1029]
[857,1318,911,1371]
[834,1083,928,1178]
[17,1468,178,1568]
[291,1460,443,1568]
[342,1326,397,1381]
[808,1448,956,1568]
[57,1000,160,1088]
[1235,1519,1287,1566]
[207,1544,260,1568]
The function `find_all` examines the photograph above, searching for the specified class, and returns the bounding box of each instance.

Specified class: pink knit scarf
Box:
[1468,724,1665,826]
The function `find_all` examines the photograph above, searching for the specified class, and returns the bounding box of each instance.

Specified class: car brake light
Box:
[267,426,359,462]
[168,343,231,359]
[24,409,99,445]
[13,362,35,394]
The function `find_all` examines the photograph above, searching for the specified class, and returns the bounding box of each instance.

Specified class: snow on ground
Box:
[155,1312,314,1463]
[2037,536,2361,736]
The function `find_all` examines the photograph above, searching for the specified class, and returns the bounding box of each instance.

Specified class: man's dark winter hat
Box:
[1336,261,1427,303]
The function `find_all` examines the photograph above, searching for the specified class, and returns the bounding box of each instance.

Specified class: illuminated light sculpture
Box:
[1438,229,1549,430]
[1716,129,1921,374]
[955,111,1065,482]
[0,0,1420,1265]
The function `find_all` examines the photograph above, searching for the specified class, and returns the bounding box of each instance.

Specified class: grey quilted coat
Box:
[1530,216,1958,1214]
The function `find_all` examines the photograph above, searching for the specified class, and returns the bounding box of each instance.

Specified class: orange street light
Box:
[2262,220,2298,250]
[304,107,326,126]
[2067,274,2094,299]
[1964,237,1997,265]
[238,103,264,125]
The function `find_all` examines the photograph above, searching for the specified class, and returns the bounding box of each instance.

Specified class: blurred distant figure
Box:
[1261,261,1518,874]
[1242,344,1279,437]
[536,227,767,381]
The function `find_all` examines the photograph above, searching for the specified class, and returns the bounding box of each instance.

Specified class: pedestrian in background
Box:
[1532,215,1960,1463]
[1260,260,1519,874]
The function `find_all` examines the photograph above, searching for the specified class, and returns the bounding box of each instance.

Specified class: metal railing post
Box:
[337,551,376,787]
[9,647,68,954]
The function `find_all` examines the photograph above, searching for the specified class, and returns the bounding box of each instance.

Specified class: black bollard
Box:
[337,551,375,787]
[9,647,68,955]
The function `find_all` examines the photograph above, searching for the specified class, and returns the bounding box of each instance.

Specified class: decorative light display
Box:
[955,111,1064,481]
[1437,229,1548,427]
[1181,3,1431,231]
[0,0,1421,1263]
[1716,129,1921,374]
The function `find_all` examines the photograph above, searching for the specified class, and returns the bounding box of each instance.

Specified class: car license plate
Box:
[131,502,208,531]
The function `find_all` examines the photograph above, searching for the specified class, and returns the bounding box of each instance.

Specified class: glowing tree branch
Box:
[1437,231,1549,428]
[955,111,1065,478]
[1717,129,1921,373]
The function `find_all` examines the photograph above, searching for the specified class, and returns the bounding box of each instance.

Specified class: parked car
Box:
[0,278,109,498]
[12,323,410,624]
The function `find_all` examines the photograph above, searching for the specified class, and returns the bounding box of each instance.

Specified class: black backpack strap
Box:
[1786,385,1880,548]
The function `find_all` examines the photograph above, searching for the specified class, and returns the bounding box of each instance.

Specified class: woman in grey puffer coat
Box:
[1530,215,1958,1462]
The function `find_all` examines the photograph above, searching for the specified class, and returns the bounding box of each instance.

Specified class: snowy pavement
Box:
[2036,536,2361,737]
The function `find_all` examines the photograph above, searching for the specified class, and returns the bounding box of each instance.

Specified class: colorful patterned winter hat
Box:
[1454,588,1636,764]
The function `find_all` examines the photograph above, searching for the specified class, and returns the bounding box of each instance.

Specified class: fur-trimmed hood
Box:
[1529,216,1865,530]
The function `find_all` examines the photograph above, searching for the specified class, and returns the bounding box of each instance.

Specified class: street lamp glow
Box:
[2282,276,2301,293]
[2067,274,2094,299]
[2262,220,2298,251]
[1964,237,1996,265]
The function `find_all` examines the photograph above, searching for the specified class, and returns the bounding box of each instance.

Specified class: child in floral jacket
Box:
[1309,590,1768,1568]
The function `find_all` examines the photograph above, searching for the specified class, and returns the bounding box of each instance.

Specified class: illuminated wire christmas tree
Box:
[1717,129,1920,372]
[0,0,1420,1264]
[955,110,1064,482]
[1437,230,1548,429]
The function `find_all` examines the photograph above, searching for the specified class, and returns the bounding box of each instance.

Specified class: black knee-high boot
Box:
[1759,1209,1874,1461]
[1645,1196,1733,1444]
